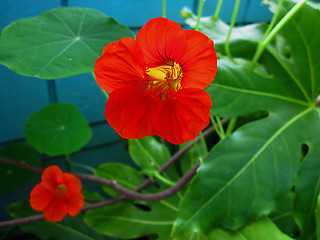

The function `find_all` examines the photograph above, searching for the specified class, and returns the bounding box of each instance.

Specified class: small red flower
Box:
[95,17,217,144]
[29,165,84,222]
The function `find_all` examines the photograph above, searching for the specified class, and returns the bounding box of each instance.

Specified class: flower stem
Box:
[141,169,176,186]
[226,117,237,135]
[210,116,225,140]
[251,0,308,68]
[215,117,226,139]
[225,0,240,64]
[210,116,222,139]
[199,131,208,156]
[262,0,284,42]
[162,0,166,18]
[192,140,204,164]
[214,0,224,19]
[195,0,205,31]
[91,71,109,100]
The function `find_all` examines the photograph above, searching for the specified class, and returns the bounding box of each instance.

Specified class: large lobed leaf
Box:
[85,162,180,240]
[85,137,202,240]
[173,1,320,238]
[209,217,294,240]
[0,7,134,79]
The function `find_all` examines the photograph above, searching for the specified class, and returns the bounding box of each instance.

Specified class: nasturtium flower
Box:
[29,165,84,222]
[95,17,217,145]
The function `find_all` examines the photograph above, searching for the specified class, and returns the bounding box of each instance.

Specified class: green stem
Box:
[162,0,166,18]
[251,0,308,68]
[65,155,95,173]
[226,117,237,135]
[215,117,226,139]
[210,116,222,139]
[214,0,224,19]
[199,131,208,156]
[195,0,205,31]
[225,0,241,64]
[193,140,204,164]
[91,71,109,100]
[141,170,176,186]
[210,116,226,140]
[262,0,284,42]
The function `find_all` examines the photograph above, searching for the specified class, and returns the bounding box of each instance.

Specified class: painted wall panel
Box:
[0,67,50,143]
[55,73,107,123]
[0,0,60,30]
[68,0,194,27]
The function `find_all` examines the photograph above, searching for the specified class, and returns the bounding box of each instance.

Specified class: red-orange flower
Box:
[29,165,84,222]
[95,17,217,145]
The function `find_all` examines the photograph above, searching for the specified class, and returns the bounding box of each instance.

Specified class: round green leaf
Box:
[0,143,41,194]
[25,102,92,156]
[0,7,134,79]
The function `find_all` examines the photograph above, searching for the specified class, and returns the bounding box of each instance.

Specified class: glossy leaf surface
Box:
[85,162,179,240]
[25,102,92,156]
[129,136,179,181]
[173,1,320,237]
[209,217,294,240]
[0,7,133,79]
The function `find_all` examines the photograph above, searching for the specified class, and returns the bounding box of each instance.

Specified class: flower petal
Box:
[136,17,187,66]
[180,30,217,89]
[63,173,82,193]
[105,87,157,139]
[41,165,63,191]
[153,88,212,145]
[65,193,84,217]
[29,183,54,211]
[95,38,146,93]
[43,196,67,222]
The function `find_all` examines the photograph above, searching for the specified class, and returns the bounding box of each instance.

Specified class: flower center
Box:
[55,184,68,195]
[146,62,182,98]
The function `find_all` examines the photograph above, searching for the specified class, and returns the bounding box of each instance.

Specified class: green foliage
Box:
[7,202,110,240]
[209,217,294,240]
[0,7,134,79]
[173,0,320,238]
[129,136,179,181]
[0,143,41,194]
[25,102,92,156]
[1,1,320,240]
[85,162,180,240]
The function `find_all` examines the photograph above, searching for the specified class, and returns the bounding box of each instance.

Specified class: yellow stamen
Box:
[55,184,68,195]
[146,62,183,94]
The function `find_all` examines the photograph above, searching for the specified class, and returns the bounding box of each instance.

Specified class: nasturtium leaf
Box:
[85,162,180,240]
[173,1,320,237]
[0,7,134,79]
[25,102,92,156]
[95,162,146,197]
[209,217,294,240]
[129,136,179,181]
[0,143,41,194]
[7,202,109,240]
